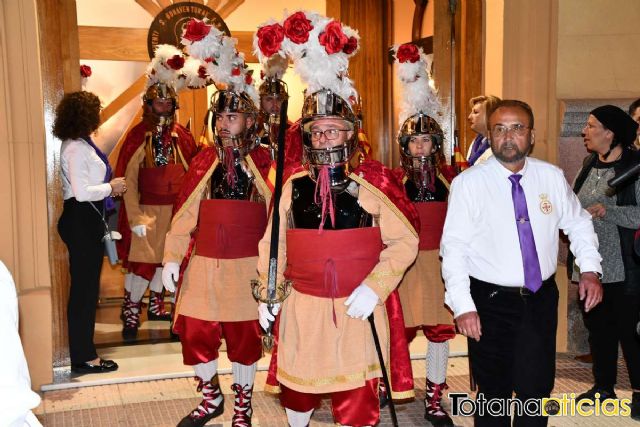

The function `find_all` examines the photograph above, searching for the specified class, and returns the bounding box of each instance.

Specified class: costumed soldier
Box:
[161,19,271,427]
[256,53,305,178]
[258,53,290,157]
[115,45,198,339]
[254,12,418,427]
[392,43,456,427]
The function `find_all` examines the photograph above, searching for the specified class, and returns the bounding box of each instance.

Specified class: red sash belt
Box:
[285,227,383,298]
[194,199,267,259]
[415,202,447,250]
[138,164,185,205]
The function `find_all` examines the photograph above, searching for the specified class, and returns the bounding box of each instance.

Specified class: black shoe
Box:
[176,404,224,427]
[71,359,118,374]
[122,325,138,340]
[147,310,172,321]
[425,411,454,427]
[576,386,617,405]
[631,392,640,421]
[379,383,389,409]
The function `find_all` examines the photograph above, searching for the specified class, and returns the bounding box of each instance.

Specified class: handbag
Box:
[89,201,121,265]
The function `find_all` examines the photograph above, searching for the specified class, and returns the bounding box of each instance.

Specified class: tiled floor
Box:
[36,353,638,426]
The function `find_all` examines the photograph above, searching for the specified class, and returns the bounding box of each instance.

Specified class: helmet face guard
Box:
[259,78,289,99]
[300,90,359,188]
[210,90,260,158]
[143,83,178,126]
[143,82,179,111]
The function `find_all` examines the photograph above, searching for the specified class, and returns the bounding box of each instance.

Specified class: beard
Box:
[492,139,532,164]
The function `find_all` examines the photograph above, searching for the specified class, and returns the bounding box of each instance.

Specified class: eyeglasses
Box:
[309,129,351,141]
[491,124,529,138]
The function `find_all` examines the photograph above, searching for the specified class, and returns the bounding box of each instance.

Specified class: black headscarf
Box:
[590,105,639,158]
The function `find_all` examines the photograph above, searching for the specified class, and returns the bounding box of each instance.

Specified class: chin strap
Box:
[223,146,239,186]
[313,166,336,232]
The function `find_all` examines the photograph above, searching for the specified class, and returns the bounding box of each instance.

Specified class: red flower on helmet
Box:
[283,11,313,44]
[342,36,358,55]
[257,23,285,57]
[231,67,241,76]
[166,55,185,70]
[183,19,211,42]
[80,65,92,78]
[319,21,349,55]
[245,73,253,85]
[396,43,420,63]
[197,65,208,80]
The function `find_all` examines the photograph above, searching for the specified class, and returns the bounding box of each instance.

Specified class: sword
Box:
[251,98,291,351]
[368,313,398,427]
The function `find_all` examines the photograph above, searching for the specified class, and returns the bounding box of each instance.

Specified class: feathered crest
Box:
[253,10,360,104]
[261,53,289,80]
[181,18,259,106]
[392,43,443,125]
[146,44,186,90]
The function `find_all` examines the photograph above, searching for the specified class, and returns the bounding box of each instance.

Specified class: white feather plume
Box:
[180,56,209,89]
[183,18,259,107]
[262,54,289,80]
[146,44,185,90]
[393,44,442,126]
[253,11,360,104]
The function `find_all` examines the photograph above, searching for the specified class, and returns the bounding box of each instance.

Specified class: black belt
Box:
[470,274,556,296]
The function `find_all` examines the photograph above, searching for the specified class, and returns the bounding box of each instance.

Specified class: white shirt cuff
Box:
[576,259,603,277]
[445,291,477,319]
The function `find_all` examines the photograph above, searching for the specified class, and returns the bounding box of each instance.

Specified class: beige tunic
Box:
[257,171,419,394]
[123,144,175,264]
[164,156,271,322]
[398,250,453,328]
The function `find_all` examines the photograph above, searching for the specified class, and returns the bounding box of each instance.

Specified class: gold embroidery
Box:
[366,270,404,295]
[263,383,281,394]
[246,154,270,203]
[350,173,419,238]
[164,251,184,262]
[277,363,386,387]
[390,389,416,400]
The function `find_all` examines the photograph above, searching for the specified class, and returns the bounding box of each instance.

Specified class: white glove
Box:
[162,262,180,293]
[258,302,280,330]
[131,224,147,237]
[344,284,379,320]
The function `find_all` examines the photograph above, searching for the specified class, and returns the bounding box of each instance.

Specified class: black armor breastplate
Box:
[405,178,448,202]
[151,130,174,167]
[210,162,259,201]
[289,176,372,230]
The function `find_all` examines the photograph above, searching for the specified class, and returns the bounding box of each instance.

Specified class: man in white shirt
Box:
[441,99,603,427]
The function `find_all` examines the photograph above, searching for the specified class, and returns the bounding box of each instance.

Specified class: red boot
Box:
[147,290,172,321]
[177,374,225,427]
[425,379,453,427]
[231,383,253,427]
[120,289,132,321]
[121,298,141,340]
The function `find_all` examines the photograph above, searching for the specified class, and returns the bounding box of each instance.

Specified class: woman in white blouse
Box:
[53,91,126,374]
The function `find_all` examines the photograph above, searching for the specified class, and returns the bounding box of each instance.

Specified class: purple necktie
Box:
[509,174,543,292]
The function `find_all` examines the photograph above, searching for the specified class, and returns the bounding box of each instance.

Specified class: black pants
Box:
[57,198,105,365]
[583,282,640,391]
[468,277,558,427]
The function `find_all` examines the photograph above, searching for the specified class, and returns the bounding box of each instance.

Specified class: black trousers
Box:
[583,282,640,391]
[57,198,105,364]
[468,277,558,427]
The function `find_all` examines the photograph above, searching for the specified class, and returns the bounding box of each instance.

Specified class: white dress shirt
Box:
[440,156,602,318]
[0,261,42,427]
[60,138,112,202]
